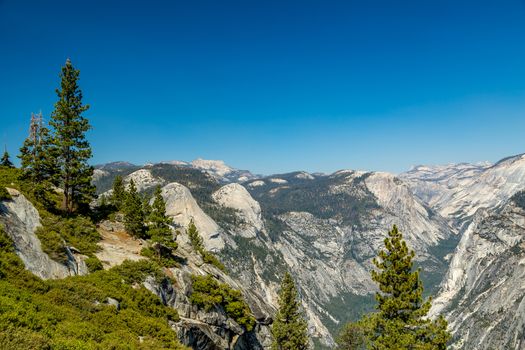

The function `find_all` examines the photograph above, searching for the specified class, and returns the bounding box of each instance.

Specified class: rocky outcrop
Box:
[136,231,274,349]
[0,188,87,279]
[429,197,525,349]
[212,183,264,238]
[1,185,275,350]
[125,168,165,191]
[92,168,110,182]
[401,154,525,227]
[161,182,225,251]
[191,159,258,183]
[95,219,145,268]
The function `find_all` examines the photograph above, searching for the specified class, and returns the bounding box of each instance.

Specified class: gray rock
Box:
[430,199,525,350]
[141,236,275,350]
[106,297,120,310]
[0,188,85,279]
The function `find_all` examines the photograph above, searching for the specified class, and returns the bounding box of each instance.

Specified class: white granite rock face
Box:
[212,183,264,238]
[125,169,165,192]
[400,162,491,209]
[401,155,525,226]
[0,188,86,279]
[403,156,525,350]
[191,159,234,178]
[365,172,454,247]
[191,158,258,183]
[430,199,525,350]
[161,182,225,251]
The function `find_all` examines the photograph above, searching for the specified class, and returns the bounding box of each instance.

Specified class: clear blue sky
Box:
[1,0,525,174]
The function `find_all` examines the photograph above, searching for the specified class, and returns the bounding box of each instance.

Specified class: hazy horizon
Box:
[95,154,506,177]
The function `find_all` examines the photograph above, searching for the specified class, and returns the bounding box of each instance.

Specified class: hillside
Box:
[0,167,274,349]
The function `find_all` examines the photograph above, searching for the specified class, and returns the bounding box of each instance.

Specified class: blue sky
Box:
[1,0,525,174]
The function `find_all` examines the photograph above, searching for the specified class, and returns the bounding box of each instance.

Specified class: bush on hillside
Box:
[0,187,11,201]
[36,215,101,263]
[0,227,187,350]
[189,274,255,331]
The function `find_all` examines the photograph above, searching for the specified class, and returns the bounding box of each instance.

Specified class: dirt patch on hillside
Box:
[95,221,145,268]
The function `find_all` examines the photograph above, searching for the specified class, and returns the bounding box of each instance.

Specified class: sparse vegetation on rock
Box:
[187,219,226,271]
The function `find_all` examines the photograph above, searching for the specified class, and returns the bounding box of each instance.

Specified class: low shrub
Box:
[85,256,104,272]
[202,251,226,271]
[190,274,255,331]
[0,187,11,201]
[36,215,101,263]
[0,227,187,349]
[141,246,179,268]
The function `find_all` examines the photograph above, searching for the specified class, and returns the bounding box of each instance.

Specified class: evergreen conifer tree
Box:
[123,180,145,238]
[18,118,59,203]
[271,272,309,350]
[336,322,366,350]
[142,196,152,220]
[187,219,204,252]
[148,185,176,253]
[49,58,94,213]
[148,186,172,230]
[1,150,14,168]
[186,219,225,271]
[360,225,450,349]
[111,175,126,209]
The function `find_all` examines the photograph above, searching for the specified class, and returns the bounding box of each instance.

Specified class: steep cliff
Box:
[403,155,525,350]
[401,154,525,227]
[430,193,525,349]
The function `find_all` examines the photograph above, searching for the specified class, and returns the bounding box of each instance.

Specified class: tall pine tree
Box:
[123,179,145,238]
[271,272,309,350]
[148,185,173,232]
[148,185,176,256]
[111,175,126,210]
[1,150,14,168]
[18,115,59,203]
[186,219,225,271]
[360,225,450,349]
[49,59,94,213]
[336,322,367,350]
[187,219,204,252]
